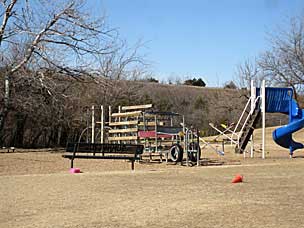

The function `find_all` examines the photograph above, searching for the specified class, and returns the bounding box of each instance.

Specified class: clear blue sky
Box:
[88,0,304,86]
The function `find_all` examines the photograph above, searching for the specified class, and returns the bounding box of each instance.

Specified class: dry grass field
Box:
[1,127,304,228]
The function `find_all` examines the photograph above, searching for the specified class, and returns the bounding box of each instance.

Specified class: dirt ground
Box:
[1,127,304,228]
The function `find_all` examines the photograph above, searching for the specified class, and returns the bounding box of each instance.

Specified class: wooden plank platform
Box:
[108,136,138,141]
[111,111,142,118]
[138,122,156,126]
[121,104,153,111]
[108,128,138,133]
[109,121,139,126]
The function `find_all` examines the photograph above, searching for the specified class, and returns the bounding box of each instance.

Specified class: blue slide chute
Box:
[266,89,304,155]
[272,110,304,153]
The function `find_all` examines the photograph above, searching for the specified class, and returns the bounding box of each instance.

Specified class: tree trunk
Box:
[0,74,10,145]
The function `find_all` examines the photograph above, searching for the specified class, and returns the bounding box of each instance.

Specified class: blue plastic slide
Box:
[272,99,304,156]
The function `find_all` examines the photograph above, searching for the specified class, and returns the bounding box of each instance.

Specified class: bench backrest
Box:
[66,142,144,155]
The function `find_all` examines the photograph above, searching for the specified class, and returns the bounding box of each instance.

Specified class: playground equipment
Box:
[263,87,304,157]
[225,80,304,158]
[208,123,237,144]
[73,103,203,166]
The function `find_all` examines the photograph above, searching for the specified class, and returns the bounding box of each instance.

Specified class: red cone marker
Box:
[232,174,243,183]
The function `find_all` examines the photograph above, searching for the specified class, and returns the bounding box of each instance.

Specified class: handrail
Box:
[232,98,251,136]
[238,96,261,139]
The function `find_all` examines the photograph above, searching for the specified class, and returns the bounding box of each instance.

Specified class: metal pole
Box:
[101,105,104,144]
[261,80,266,159]
[183,115,185,166]
[250,80,256,158]
[185,129,189,166]
[197,129,199,167]
[250,135,254,158]
[155,115,158,154]
[91,106,95,143]
[86,107,89,143]
[108,106,112,123]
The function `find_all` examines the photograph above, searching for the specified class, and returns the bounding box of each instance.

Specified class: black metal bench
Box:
[62,142,144,170]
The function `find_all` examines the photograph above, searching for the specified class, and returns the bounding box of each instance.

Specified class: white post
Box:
[91,106,95,143]
[183,115,186,164]
[118,106,121,121]
[250,80,256,114]
[154,115,158,154]
[250,80,256,158]
[108,106,112,123]
[261,80,266,159]
[100,105,104,144]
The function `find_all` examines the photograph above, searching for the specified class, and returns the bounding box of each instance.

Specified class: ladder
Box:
[234,97,261,153]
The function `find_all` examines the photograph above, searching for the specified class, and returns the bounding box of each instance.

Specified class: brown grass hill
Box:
[0,75,287,147]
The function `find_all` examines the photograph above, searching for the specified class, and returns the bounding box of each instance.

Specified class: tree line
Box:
[0,0,302,148]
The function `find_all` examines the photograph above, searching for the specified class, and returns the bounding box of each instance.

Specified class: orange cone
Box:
[232,174,243,183]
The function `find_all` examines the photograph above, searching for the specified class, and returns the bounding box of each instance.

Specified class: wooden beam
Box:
[142,113,157,118]
[138,122,156,126]
[121,104,153,111]
[108,128,138,134]
[111,111,142,118]
[108,136,138,141]
[108,121,138,126]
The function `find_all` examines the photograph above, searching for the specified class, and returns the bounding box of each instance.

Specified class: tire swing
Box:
[188,142,201,162]
[169,144,183,162]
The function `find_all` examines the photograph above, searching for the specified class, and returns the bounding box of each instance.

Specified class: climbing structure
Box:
[234,80,304,157]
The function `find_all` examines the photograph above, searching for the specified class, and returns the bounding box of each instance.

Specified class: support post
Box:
[154,115,159,160]
[182,115,185,166]
[261,80,266,159]
[197,129,200,167]
[108,106,112,123]
[185,129,189,166]
[250,80,256,158]
[91,106,95,143]
[101,105,104,144]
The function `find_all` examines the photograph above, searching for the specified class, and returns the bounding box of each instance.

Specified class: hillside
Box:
[0,77,288,147]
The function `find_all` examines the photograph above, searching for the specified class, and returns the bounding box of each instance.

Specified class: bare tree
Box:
[258,15,304,100]
[0,0,119,142]
[235,58,261,89]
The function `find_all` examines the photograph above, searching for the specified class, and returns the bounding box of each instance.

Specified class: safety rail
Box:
[231,96,261,148]
[237,96,261,141]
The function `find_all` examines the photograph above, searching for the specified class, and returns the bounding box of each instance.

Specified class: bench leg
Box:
[71,158,74,168]
[131,160,135,171]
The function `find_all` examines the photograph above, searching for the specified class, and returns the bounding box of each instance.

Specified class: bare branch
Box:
[0,0,16,46]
